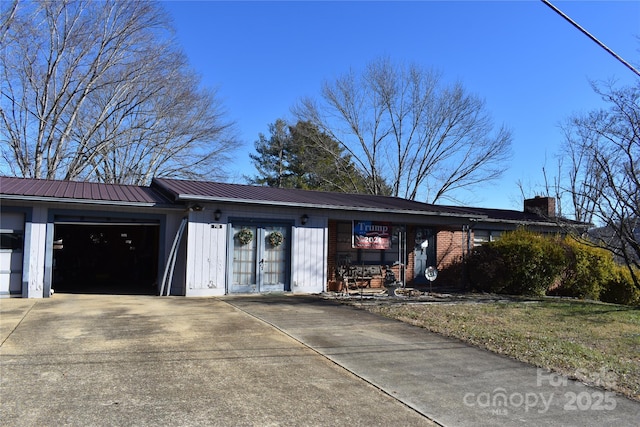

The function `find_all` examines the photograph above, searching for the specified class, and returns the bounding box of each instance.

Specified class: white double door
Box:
[230,222,290,293]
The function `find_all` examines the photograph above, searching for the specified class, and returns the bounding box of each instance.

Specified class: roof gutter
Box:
[474,216,585,229]
[175,193,486,220]
[0,194,178,209]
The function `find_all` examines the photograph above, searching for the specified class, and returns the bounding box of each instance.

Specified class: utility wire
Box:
[541,0,640,78]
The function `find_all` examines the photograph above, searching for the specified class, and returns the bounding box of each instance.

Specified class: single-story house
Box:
[1,176,572,298]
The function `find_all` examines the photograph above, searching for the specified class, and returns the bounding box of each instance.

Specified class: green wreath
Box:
[237,228,254,245]
[268,231,284,247]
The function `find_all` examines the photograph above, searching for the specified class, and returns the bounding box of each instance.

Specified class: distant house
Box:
[0,176,578,298]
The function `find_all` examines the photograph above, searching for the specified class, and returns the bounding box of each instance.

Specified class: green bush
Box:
[464,229,640,305]
[466,228,566,296]
[465,244,507,293]
[553,238,616,300]
[600,266,640,306]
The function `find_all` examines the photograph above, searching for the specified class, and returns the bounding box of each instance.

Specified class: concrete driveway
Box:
[2,294,639,426]
[0,294,433,426]
[226,295,640,427]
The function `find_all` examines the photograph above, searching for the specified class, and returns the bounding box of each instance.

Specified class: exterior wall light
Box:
[301,214,309,225]
[214,209,222,221]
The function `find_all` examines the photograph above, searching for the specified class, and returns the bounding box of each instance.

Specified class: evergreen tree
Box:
[248,120,383,194]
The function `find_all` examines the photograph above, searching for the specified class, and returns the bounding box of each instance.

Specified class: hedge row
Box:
[464,228,640,306]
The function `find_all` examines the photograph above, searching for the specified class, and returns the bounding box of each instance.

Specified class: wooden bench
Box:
[336,265,383,290]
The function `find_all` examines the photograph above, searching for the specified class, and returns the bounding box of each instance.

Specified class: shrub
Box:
[465,244,507,293]
[600,266,640,306]
[463,229,640,305]
[466,228,566,296]
[553,238,616,300]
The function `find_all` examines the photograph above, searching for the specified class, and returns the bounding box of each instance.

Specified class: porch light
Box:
[301,214,309,225]
[214,209,222,221]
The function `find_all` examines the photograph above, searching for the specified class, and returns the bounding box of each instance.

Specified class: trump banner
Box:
[353,220,392,249]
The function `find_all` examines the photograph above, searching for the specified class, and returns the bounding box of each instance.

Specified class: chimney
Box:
[524,196,556,218]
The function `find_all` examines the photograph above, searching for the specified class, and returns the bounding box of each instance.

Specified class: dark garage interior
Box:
[53,223,160,295]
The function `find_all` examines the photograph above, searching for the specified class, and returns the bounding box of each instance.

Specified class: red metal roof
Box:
[0,176,171,205]
[151,177,466,214]
[151,177,550,221]
[1,176,572,225]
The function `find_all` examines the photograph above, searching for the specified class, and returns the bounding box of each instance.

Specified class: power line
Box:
[541,0,640,78]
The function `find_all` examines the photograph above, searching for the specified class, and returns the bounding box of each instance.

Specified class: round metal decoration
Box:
[426,266,438,282]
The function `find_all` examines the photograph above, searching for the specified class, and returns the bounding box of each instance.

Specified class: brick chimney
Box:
[524,196,556,218]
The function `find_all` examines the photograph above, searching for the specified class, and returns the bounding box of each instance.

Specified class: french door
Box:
[229,222,291,293]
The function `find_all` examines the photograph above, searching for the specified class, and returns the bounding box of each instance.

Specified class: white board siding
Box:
[183,207,329,295]
[25,207,47,297]
[291,216,328,293]
[184,210,226,296]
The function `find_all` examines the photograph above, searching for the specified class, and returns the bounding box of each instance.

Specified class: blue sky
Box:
[162,0,639,211]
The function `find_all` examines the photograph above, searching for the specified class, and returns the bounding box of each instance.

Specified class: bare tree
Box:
[1,0,236,184]
[294,58,513,203]
[0,0,18,45]
[560,81,640,286]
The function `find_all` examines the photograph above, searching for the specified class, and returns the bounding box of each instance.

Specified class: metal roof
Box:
[0,176,572,226]
[0,176,172,206]
[151,178,550,222]
[151,178,474,215]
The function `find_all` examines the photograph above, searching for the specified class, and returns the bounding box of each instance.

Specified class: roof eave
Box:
[0,194,176,209]
[475,216,589,229]
[176,193,486,219]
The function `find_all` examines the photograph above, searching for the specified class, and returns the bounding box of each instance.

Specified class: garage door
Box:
[0,212,25,296]
[53,221,160,295]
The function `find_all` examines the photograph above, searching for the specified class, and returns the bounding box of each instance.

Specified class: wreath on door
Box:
[268,231,284,247]
[237,228,254,245]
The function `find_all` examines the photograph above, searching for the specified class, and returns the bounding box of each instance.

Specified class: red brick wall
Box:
[327,220,339,291]
[436,228,467,268]
[405,226,416,283]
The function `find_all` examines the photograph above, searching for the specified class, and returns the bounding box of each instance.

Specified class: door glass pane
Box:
[262,225,288,291]
[232,225,257,287]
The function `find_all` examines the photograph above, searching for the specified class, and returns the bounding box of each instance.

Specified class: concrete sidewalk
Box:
[225,294,640,427]
[0,294,434,426]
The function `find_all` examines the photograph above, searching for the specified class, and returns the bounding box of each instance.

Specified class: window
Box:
[473,230,501,247]
[0,232,23,251]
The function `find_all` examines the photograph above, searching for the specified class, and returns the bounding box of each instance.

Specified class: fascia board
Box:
[176,194,485,220]
[0,194,180,209]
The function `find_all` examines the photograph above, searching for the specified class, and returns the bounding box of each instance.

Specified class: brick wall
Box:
[436,228,467,268]
[327,220,339,291]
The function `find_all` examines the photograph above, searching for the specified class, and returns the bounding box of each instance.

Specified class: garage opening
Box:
[53,223,160,295]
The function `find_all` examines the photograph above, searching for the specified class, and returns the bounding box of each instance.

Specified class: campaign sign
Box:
[353,221,392,249]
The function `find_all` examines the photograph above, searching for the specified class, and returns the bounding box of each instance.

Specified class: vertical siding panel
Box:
[209,223,226,291]
[26,206,47,297]
[185,210,227,296]
[197,215,208,288]
[292,216,327,293]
